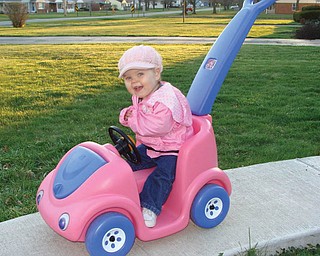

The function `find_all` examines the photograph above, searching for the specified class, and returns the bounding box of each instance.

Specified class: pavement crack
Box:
[296,158,320,172]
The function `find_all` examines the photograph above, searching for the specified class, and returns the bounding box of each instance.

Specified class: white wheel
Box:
[86,212,135,256]
[102,228,126,253]
[204,197,223,219]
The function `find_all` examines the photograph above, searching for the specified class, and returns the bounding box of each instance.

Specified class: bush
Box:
[300,10,320,22]
[295,20,320,39]
[4,2,28,28]
[293,5,320,23]
[302,5,320,11]
[293,11,301,22]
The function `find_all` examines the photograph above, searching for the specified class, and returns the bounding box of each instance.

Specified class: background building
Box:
[275,0,320,14]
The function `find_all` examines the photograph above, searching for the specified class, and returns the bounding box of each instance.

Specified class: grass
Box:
[276,244,320,256]
[0,11,298,38]
[0,9,294,21]
[0,7,184,21]
[1,44,319,223]
[231,229,320,255]
[237,244,320,256]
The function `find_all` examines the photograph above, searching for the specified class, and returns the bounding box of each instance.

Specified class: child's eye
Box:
[137,72,144,77]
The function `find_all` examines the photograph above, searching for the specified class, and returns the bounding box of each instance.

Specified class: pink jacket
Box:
[119,82,194,158]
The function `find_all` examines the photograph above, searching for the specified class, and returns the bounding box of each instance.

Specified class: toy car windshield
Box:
[53,146,108,199]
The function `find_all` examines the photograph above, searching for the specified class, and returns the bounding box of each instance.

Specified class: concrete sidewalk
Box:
[1,156,319,256]
[1,36,320,46]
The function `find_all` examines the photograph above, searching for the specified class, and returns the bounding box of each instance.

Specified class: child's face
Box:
[123,68,161,99]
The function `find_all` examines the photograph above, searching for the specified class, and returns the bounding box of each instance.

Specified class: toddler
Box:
[118,45,193,227]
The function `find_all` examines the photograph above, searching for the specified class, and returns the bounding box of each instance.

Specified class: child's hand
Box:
[124,109,133,121]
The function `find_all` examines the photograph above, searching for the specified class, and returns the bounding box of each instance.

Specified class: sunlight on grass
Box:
[1,43,319,222]
[0,44,209,127]
[0,14,297,38]
[254,19,295,25]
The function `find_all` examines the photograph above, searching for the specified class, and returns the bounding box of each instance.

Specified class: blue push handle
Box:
[187,0,276,116]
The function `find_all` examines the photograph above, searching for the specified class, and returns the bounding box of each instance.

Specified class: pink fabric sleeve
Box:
[127,102,175,137]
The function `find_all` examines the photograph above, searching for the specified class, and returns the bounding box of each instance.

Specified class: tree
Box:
[151,0,157,9]
[295,0,300,11]
[211,0,217,13]
[4,2,28,28]
[163,0,171,8]
[221,0,232,10]
[189,0,196,14]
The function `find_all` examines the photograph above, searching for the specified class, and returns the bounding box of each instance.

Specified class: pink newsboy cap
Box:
[118,45,163,78]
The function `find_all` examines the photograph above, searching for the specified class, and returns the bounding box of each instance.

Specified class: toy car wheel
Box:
[191,184,230,229]
[85,212,135,256]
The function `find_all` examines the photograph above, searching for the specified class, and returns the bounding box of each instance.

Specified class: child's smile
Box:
[123,68,161,99]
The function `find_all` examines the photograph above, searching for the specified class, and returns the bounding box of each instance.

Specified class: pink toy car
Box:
[36,0,281,253]
[36,114,231,256]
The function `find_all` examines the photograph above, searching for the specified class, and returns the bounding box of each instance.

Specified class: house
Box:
[0,0,132,14]
[4,0,317,16]
[0,0,46,13]
[275,0,320,14]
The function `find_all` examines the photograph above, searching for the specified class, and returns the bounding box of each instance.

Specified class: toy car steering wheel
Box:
[108,126,141,164]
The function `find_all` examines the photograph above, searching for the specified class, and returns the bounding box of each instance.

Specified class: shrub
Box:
[295,20,320,39]
[300,10,320,22]
[302,5,320,11]
[4,2,28,28]
[293,11,301,22]
[293,5,320,24]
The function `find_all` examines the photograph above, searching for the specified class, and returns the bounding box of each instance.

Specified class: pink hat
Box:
[118,45,163,78]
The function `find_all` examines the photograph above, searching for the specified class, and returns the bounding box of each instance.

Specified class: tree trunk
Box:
[212,0,217,14]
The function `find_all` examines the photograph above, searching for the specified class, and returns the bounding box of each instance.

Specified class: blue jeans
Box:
[128,144,177,215]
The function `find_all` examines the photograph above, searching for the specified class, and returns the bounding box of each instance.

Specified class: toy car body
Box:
[36,115,231,255]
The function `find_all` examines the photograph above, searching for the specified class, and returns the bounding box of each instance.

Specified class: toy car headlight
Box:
[36,190,44,205]
[59,213,70,231]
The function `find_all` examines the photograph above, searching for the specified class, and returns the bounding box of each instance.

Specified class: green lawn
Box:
[1,44,319,222]
[0,7,185,21]
[0,10,298,38]
[0,9,294,20]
